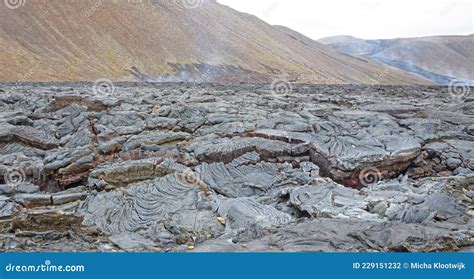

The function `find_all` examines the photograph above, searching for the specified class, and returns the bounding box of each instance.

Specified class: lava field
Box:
[0,83,472,252]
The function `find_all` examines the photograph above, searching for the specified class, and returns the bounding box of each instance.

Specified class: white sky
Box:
[217,0,473,40]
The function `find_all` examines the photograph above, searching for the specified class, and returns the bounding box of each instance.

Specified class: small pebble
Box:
[216,217,226,225]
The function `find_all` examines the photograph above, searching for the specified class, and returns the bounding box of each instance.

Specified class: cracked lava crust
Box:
[0,83,473,252]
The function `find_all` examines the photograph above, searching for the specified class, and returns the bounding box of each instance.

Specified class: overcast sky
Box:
[217,0,473,40]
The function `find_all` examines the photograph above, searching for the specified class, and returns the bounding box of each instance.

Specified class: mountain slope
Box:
[319,35,474,84]
[0,0,429,84]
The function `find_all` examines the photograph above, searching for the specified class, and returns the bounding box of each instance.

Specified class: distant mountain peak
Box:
[320,35,474,84]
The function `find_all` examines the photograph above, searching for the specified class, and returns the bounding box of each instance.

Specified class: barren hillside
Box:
[0,0,428,84]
